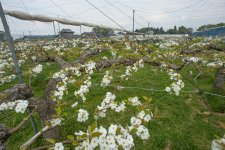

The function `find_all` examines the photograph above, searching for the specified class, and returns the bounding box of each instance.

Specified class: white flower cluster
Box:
[53,66,81,79]
[0,50,17,85]
[128,97,141,106]
[71,102,78,108]
[111,51,117,59]
[184,57,202,63]
[52,66,81,101]
[95,92,126,120]
[50,118,64,127]
[53,70,67,79]
[95,92,116,119]
[83,62,96,74]
[206,60,223,67]
[54,82,68,101]
[189,42,206,48]
[54,142,64,150]
[18,59,25,66]
[101,71,113,87]
[0,74,16,85]
[120,59,144,80]
[75,124,134,150]
[211,135,225,150]
[31,56,37,62]
[159,40,179,49]
[0,100,28,113]
[77,109,89,122]
[32,64,43,75]
[165,69,184,96]
[128,111,152,140]
[125,42,132,50]
[67,66,82,77]
[74,76,91,102]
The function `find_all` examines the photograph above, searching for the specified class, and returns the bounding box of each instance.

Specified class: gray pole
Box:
[133,10,135,32]
[0,2,23,83]
[0,2,38,134]
[53,21,56,35]
[57,16,60,32]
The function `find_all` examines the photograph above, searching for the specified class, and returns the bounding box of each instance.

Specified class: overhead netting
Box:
[4,10,123,31]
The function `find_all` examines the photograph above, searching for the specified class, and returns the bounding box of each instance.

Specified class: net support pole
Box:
[0,2,38,134]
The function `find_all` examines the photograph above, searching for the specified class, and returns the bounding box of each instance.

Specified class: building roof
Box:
[60,29,74,33]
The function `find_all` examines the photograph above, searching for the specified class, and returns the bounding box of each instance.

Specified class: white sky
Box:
[0,0,225,35]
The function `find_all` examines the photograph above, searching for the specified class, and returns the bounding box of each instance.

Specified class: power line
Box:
[103,0,145,28]
[20,0,41,35]
[111,1,151,29]
[117,0,206,14]
[48,0,72,18]
[84,0,128,32]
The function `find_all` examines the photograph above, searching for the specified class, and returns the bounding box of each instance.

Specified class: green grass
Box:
[0,39,225,150]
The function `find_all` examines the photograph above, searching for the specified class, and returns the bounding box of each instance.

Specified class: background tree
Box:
[93,27,114,37]
[178,26,187,34]
[174,26,177,34]
[166,29,175,34]
[160,27,165,34]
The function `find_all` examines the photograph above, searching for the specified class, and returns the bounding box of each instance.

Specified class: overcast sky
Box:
[0,0,225,35]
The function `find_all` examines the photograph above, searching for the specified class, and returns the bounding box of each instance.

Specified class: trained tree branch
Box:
[9,105,37,134]
[20,126,56,150]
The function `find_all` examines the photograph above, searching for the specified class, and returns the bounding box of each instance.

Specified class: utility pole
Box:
[133,9,135,32]
[0,2,38,134]
[148,22,150,39]
[80,25,82,35]
[53,21,56,35]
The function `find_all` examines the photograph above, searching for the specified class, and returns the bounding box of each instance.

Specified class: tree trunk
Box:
[38,78,62,139]
[213,66,225,90]
[0,124,11,150]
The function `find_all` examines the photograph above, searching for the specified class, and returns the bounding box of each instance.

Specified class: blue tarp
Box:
[193,26,225,37]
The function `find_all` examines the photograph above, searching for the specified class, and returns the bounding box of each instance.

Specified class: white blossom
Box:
[101,71,113,87]
[128,97,141,106]
[54,142,64,150]
[32,64,43,75]
[50,118,64,127]
[14,100,28,113]
[77,109,89,122]
[71,102,78,108]
[0,100,28,113]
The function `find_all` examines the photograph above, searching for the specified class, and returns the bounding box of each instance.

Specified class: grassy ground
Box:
[0,40,225,150]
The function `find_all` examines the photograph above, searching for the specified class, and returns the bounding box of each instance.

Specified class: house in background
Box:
[0,31,5,41]
[59,29,74,38]
[81,32,97,38]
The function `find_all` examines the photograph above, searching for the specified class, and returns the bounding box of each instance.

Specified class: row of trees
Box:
[91,22,225,36]
[92,27,114,37]
[135,26,193,35]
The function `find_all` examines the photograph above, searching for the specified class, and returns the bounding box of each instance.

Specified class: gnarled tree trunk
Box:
[213,65,225,90]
